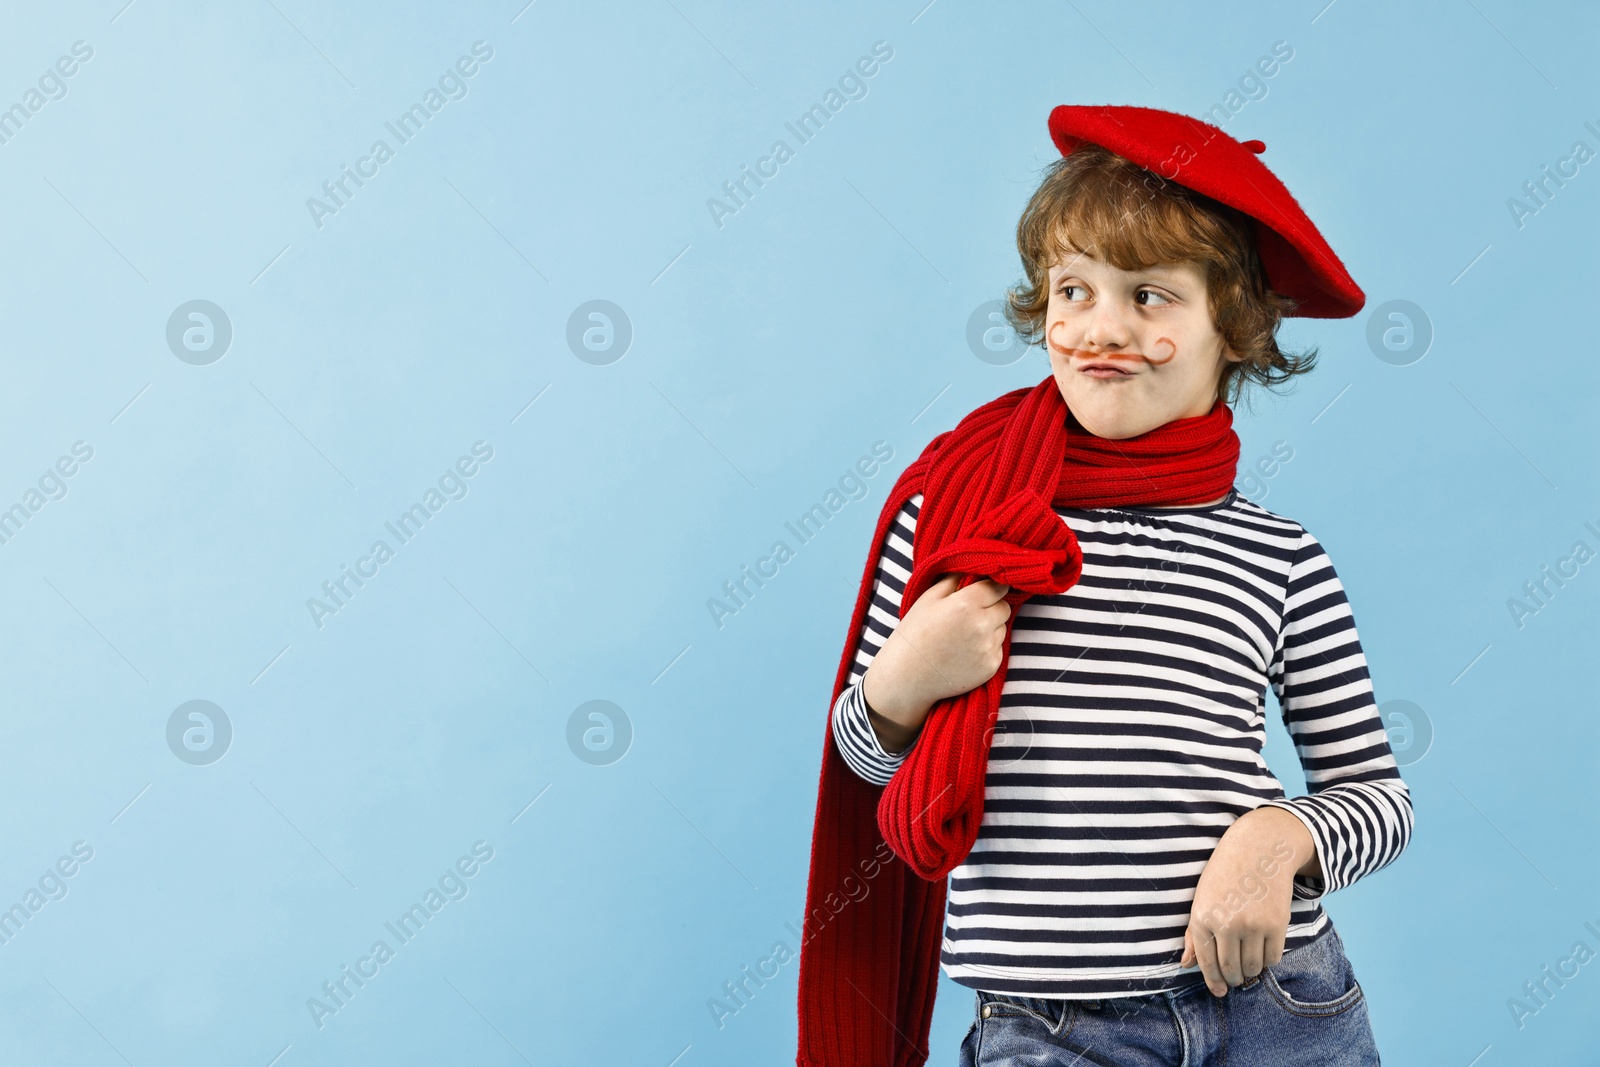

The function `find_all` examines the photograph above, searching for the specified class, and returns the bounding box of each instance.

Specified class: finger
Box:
[1180,927,1194,969]
[1192,923,1225,997]
[971,578,1010,604]
[1240,933,1265,982]
[1216,927,1243,989]
[1264,927,1287,969]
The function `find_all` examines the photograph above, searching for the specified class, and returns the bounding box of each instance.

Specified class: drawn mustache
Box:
[1047,321,1178,365]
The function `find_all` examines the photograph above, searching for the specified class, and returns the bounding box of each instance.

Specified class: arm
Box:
[1183,527,1415,994]
[1257,529,1416,900]
[830,495,924,786]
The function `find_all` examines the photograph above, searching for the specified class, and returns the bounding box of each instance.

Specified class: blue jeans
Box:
[956,924,1380,1066]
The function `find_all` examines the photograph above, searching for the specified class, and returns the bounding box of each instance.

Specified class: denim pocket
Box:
[1261,930,1366,1017]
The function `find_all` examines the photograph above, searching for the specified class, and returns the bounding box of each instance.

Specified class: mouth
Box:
[1077,362,1135,379]
[1056,344,1141,379]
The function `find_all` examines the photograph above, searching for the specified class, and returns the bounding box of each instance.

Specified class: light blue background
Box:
[0,1,1595,1064]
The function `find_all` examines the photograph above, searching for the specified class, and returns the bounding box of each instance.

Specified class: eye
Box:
[1055,283,1087,301]
[1136,288,1172,306]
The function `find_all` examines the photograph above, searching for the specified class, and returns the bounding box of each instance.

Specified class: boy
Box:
[797,105,1414,1066]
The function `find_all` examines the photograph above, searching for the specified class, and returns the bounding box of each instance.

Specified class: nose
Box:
[1081,299,1132,351]
[1081,295,1135,352]
[1046,297,1139,359]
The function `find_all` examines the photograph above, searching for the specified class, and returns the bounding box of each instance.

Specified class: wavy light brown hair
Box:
[1004,143,1315,408]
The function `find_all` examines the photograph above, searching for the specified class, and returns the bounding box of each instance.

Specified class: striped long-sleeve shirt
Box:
[831,487,1414,998]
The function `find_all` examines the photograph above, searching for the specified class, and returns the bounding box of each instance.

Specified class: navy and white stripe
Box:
[830,488,1414,998]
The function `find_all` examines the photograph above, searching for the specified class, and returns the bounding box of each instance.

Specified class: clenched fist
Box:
[861,574,1012,753]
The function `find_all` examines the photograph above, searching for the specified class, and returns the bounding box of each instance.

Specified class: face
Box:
[1044,248,1242,440]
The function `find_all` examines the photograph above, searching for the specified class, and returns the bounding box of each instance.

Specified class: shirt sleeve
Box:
[1258,528,1416,901]
[830,492,924,786]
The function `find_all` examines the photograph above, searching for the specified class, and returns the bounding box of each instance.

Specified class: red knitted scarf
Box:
[796,375,1240,1067]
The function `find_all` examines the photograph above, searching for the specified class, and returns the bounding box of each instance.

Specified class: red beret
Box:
[1047,104,1365,319]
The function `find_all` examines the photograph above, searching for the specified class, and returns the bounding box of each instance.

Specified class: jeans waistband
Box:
[979,921,1335,1012]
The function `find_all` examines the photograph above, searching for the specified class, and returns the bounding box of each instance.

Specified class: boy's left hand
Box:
[1180,806,1317,997]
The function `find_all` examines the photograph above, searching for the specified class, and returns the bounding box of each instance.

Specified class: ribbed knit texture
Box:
[796,375,1240,1067]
